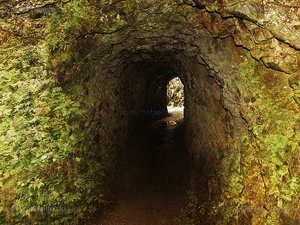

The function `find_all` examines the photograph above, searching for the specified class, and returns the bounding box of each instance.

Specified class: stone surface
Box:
[4,0,300,223]
[62,2,299,221]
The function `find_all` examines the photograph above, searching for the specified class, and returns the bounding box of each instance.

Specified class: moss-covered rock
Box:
[1,0,300,224]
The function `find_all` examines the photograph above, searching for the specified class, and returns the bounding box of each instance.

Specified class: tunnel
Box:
[80,30,231,223]
[2,0,300,224]
[75,14,300,221]
[87,46,227,173]
[70,12,274,222]
[45,7,300,223]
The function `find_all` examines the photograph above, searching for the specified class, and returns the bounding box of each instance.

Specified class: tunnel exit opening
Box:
[166,77,184,116]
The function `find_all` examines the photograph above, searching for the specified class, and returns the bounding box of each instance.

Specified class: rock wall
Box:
[65,1,300,223]
[4,0,300,223]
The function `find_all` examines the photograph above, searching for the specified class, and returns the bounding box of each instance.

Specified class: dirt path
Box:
[94,111,190,225]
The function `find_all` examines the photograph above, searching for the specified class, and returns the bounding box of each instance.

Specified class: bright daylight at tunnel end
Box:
[1,0,300,224]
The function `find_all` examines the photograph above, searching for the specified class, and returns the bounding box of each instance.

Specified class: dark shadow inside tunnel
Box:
[114,75,190,194]
[112,58,192,200]
[130,113,189,184]
[103,49,227,224]
[112,49,223,194]
[104,110,191,224]
[113,104,191,222]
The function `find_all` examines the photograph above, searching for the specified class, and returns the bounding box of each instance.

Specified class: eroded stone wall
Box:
[3,0,300,223]
[41,0,300,223]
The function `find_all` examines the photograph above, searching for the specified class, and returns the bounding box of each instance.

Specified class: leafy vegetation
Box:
[167,77,184,108]
[178,55,300,225]
[0,2,107,224]
[0,40,106,224]
[1,0,300,224]
[214,55,300,224]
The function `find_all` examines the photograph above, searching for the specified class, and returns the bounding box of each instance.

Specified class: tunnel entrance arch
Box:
[77,17,251,224]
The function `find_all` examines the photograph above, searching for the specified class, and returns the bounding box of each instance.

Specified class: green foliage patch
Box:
[167,77,184,107]
[215,55,300,224]
[0,9,105,224]
[2,1,300,224]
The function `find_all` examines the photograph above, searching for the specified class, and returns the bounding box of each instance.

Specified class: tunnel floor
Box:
[96,111,191,224]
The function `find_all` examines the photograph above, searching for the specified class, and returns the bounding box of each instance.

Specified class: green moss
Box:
[218,55,300,224]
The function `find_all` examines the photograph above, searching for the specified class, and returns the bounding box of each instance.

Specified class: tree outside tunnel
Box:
[166,77,184,110]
